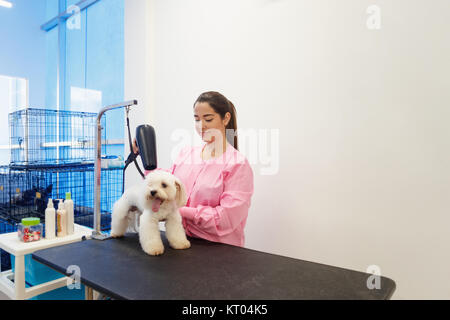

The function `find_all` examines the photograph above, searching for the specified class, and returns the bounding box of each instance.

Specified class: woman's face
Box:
[194,102,230,143]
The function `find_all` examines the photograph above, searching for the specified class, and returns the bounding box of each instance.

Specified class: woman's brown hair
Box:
[194,91,238,151]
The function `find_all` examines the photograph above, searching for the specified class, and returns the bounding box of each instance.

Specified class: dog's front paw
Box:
[142,242,165,256]
[110,232,124,238]
[169,238,191,250]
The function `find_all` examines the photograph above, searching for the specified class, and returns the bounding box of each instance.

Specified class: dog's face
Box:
[143,171,187,210]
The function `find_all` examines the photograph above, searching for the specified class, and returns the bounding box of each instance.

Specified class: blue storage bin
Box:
[11,253,85,300]
[25,282,85,300]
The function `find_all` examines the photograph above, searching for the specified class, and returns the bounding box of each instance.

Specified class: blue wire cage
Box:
[0,164,123,271]
[9,108,106,166]
[1,164,122,227]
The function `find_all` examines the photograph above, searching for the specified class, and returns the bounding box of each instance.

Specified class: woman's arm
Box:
[179,160,254,237]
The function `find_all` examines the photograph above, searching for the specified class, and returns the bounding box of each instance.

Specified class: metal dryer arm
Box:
[92,100,138,240]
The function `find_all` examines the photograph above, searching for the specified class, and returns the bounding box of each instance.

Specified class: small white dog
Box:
[110,170,191,256]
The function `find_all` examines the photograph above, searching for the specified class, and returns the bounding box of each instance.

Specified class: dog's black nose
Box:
[151,190,157,196]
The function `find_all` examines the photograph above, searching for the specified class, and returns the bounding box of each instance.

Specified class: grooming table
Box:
[32,232,396,300]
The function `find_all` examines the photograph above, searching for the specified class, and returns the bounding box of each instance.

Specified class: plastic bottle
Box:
[65,192,74,235]
[57,201,68,237]
[45,199,56,240]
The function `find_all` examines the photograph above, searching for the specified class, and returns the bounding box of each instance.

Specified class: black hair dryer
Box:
[135,124,158,170]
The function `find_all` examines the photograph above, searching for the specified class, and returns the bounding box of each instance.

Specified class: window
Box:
[44,0,125,158]
[0,75,28,165]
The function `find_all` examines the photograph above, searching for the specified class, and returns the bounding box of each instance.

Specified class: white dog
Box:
[110,170,191,256]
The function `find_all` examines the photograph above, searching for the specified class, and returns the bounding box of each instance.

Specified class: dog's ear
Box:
[174,177,187,208]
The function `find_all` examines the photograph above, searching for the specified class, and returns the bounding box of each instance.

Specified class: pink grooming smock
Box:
[147,141,254,247]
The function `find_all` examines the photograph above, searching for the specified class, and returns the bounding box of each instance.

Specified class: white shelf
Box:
[0,224,92,256]
[0,223,94,300]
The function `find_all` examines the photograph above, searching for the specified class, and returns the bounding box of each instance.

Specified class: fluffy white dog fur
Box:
[110,170,191,256]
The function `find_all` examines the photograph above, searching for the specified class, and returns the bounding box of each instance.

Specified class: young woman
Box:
[135,91,254,247]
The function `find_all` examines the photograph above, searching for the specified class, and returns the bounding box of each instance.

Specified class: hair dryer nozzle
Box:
[135,125,157,170]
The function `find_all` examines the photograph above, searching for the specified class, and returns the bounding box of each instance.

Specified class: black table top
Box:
[32,232,396,300]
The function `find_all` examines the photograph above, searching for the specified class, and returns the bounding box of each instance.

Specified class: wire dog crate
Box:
[1,164,122,230]
[9,108,106,165]
[1,166,17,270]
[0,163,123,271]
[0,166,9,212]
[0,216,17,271]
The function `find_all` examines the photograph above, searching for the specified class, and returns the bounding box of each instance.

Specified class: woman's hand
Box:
[132,138,139,155]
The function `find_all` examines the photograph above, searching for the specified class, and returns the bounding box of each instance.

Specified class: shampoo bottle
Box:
[65,192,74,235]
[57,201,67,237]
[45,199,56,240]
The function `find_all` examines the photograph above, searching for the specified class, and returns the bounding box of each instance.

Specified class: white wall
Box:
[125,0,450,299]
